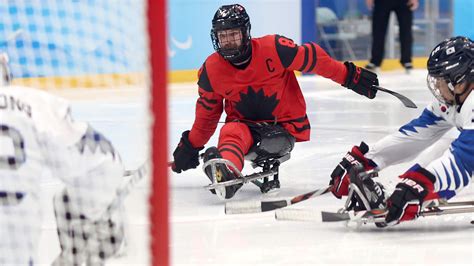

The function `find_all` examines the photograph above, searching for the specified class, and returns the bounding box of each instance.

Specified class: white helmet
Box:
[0,53,12,86]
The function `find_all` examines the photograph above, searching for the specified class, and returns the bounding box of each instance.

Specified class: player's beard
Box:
[221,42,240,51]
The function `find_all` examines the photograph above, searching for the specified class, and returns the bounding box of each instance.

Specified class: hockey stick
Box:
[321,205,474,224]
[373,85,417,109]
[102,160,150,218]
[225,185,333,214]
[322,200,474,223]
[274,200,474,223]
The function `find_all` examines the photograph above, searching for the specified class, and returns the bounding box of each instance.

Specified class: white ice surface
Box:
[168,69,473,266]
[37,70,473,265]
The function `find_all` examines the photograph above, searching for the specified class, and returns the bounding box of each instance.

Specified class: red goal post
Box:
[149,0,169,265]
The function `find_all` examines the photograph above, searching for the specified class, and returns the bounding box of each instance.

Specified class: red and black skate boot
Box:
[203,146,242,199]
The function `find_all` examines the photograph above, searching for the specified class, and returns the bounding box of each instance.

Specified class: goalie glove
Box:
[330,142,377,199]
[385,165,437,226]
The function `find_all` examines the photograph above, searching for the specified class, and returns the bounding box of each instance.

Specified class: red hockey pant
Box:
[217,122,254,171]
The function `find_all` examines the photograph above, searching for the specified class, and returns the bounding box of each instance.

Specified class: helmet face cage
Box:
[211,4,251,61]
[426,74,455,105]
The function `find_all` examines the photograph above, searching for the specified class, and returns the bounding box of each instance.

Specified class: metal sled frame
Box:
[203,153,291,194]
[339,169,378,214]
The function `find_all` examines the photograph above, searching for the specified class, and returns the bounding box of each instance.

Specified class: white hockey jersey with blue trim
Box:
[0,86,123,219]
[366,91,474,199]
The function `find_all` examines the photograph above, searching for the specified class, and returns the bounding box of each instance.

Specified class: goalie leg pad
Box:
[53,189,125,265]
[0,192,41,265]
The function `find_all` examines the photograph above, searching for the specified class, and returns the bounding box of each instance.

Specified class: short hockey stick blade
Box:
[373,85,417,109]
[321,209,387,223]
[225,185,332,214]
[275,208,320,222]
[321,211,350,222]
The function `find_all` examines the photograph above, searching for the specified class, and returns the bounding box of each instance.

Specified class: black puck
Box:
[471,220,474,225]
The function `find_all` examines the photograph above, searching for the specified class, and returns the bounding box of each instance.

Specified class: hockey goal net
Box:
[0,0,167,265]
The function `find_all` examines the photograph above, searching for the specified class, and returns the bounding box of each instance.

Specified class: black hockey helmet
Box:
[427,36,474,105]
[210,4,251,64]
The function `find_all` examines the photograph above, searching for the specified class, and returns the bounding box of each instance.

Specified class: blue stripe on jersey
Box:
[449,158,461,189]
[438,190,456,200]
[406,164,420,172]
[434,168,443,190]
[399,108,444,135]
[454,152,470,187]
[433,131,474,199]
[450,130,474,178]
[442,164,451,189]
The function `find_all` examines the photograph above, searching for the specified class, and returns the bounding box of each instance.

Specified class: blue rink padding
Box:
[454,0,474,39]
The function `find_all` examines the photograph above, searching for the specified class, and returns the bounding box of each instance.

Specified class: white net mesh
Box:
[0,1,147,89]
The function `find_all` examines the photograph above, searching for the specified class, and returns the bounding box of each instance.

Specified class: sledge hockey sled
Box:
[203,152,290,194]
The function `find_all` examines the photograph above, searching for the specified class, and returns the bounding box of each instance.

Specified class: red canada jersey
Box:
[188,34,348,148]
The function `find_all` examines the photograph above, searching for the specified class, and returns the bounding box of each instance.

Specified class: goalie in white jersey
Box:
[329,36,474,226]
[0,53,125,264]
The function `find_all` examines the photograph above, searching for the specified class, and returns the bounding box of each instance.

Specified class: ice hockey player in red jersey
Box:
[329,36,474,226]
[172,4,379,199]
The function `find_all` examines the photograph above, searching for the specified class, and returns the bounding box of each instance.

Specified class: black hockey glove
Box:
[342,61,378,99]
[172,130,203,173]
[385,165,435,226]
[329,142,376,199]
